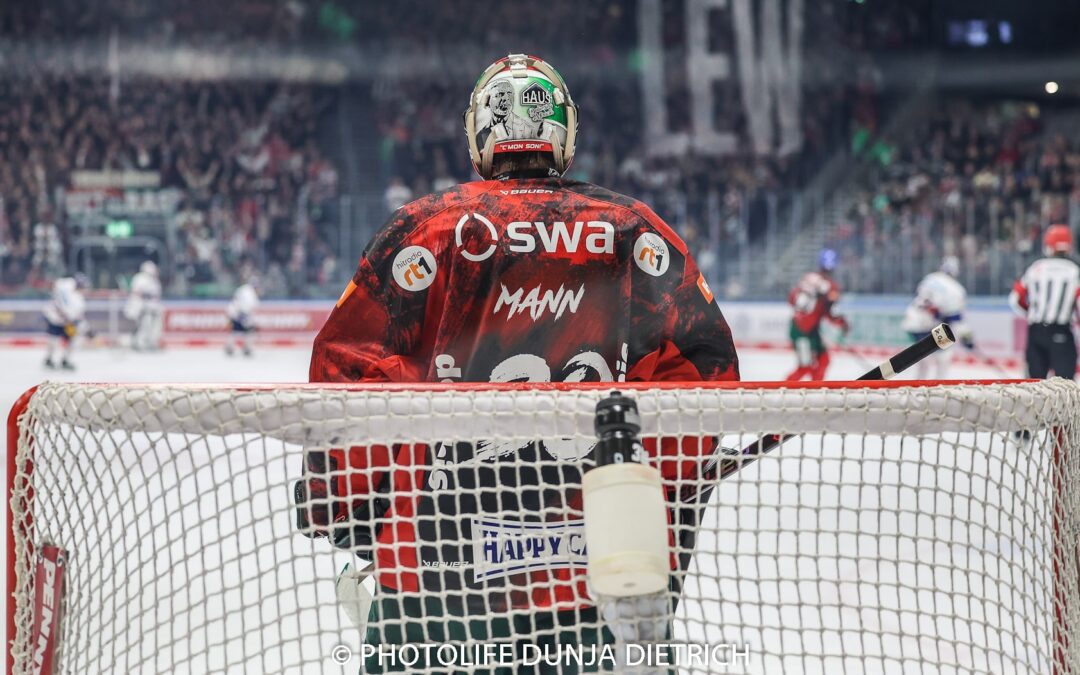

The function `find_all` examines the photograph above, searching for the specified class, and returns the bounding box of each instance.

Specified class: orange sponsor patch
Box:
[696,274,714,303]
[336,280,357,308]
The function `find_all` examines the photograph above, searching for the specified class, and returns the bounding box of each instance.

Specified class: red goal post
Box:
[7,379,1080,673]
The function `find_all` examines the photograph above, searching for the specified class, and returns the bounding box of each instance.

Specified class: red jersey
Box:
[297,177,739,613]
[789,271,848,334]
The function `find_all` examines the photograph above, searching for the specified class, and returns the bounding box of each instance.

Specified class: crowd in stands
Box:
[0,74,340,296]
[374,72,864,291]
[4,0,928,51]
[830,0,932,51]
[1,0,636,47]
[0,0,939,300]
[831,100,1080,295]
[375,54,871,269]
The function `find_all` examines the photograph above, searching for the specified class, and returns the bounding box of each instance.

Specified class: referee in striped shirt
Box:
[1009,225,1080,379]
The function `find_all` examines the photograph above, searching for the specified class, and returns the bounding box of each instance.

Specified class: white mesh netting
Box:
[8,379,1080,674]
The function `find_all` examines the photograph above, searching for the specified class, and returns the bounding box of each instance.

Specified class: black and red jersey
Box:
[789,271,848,334]
[297,177,739,612]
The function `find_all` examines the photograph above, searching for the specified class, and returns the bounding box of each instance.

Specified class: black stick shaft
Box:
[712,323,956,483]
[855,323,955,381]
[673,325,957,569]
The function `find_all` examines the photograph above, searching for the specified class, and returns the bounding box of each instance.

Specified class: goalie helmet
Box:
[464,54,578,180]
[1044,224,1073,255]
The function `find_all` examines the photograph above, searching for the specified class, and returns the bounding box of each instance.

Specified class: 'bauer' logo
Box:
[633,233,670,277]
[391,245,437,291]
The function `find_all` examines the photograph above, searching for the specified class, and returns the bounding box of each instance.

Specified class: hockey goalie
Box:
[294,54,740,671]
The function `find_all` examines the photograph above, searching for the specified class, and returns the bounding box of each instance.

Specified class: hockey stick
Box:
[834,342,875,372]
[715,323,957,481]
[969,347,1013,378]
[672,324,957,570]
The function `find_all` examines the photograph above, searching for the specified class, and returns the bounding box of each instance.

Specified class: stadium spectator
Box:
[830,100,1080,294]
[0,73,340,294]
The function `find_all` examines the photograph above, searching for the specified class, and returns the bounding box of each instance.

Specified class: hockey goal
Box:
[7,379,1080,674]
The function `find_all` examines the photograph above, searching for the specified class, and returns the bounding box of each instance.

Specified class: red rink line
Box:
[1,338,39,347]
[0,334,1024,370]
[0,335,314,349]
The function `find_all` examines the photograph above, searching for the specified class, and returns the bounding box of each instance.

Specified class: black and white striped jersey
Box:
[1009,256,1080,325]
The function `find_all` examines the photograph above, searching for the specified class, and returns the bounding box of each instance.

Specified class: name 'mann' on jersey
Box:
[299,177,739,614]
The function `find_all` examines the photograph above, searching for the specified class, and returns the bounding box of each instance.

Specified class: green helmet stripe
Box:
[526,78,567,125]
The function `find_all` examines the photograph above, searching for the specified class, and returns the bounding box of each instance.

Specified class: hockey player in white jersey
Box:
[42,274,90,370]
[901,256,975,379]
[225,278,260,357]
[125,261,164,351]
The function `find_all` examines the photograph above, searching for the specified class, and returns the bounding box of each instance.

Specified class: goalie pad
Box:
[335,562,375,635]
[600,591,672,674]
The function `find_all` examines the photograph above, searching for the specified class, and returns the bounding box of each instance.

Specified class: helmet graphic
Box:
[818,248,838,272]
[464,54,578,180]
[940,256,960,277]
[1044,224,1073,255]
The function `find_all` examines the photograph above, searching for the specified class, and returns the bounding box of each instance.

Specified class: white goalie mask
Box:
[463,54,578,180]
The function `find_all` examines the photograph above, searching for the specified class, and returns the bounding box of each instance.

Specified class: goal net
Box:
[7,379,1080,674]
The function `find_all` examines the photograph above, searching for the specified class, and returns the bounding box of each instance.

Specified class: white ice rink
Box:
[1,344,1039,674]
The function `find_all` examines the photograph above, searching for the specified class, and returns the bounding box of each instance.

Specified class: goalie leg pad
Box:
[600,591,673,674]
[336,562,375,635]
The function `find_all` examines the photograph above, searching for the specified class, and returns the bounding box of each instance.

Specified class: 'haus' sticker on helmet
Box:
[520,82,550,106]
[521,82,554,122]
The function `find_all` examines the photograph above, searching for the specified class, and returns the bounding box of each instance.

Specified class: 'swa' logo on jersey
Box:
[391,246,437,291]
[494,283,585,321]
[454,213,615,262]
